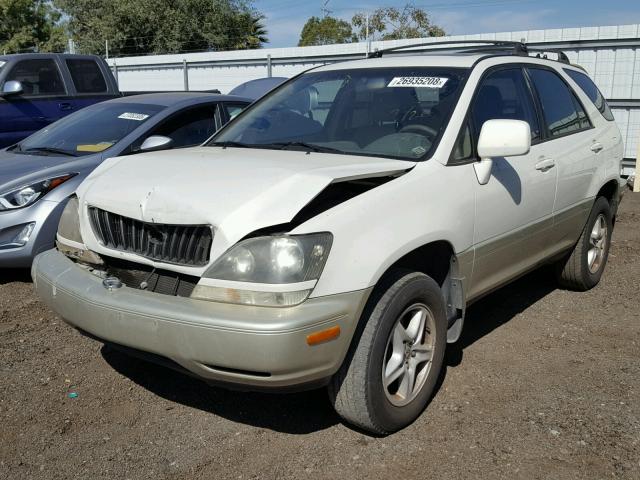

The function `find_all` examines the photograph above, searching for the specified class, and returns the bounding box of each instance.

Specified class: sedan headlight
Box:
[0,173,76,211]
[191,233,332,307]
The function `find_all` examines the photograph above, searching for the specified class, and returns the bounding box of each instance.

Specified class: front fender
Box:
[294,161,477,298]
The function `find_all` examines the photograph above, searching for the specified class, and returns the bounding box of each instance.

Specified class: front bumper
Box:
[32,249,371,389]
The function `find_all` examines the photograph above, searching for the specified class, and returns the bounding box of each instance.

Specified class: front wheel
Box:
[556,196,613,291]
[328,270,447,434]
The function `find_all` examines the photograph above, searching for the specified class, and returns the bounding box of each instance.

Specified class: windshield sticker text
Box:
[387,77,448,88]
[118,112,150,121]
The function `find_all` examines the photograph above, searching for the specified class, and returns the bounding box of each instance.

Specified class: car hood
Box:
[0,149,99,193]
[78,146,414,250]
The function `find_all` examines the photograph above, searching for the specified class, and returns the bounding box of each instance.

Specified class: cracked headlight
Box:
[56,196,102,265]
[0,173,76,211]
[191,233,333,307]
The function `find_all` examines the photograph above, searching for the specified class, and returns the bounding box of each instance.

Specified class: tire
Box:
[328,269,447,434]
[556,196,613,291]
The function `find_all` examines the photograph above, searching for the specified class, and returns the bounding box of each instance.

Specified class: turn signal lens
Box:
[306,325,341,346]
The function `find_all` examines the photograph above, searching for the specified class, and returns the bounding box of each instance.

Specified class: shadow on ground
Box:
[101,267,558,434]
[1,268,32,285]
[445,267,557,367]
[102,344,340,434]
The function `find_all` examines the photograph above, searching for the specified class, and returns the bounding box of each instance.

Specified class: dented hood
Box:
[78,146,413,248]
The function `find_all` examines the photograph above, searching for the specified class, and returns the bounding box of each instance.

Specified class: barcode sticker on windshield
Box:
[387,77,448,88]
[118,112,150,121]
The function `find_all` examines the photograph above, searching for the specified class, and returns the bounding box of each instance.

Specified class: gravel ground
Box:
[1,191,639,480]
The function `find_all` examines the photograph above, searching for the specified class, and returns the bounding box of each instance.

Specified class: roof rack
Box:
[527,47,570,64]
[366,40,571,65]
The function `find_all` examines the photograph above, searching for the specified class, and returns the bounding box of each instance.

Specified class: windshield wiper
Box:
[22,147,79,157]
[269,142,346,154]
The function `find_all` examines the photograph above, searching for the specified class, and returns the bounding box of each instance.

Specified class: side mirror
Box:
[139,135,173,152]
[474,119,531,185]
[1,80,24,97]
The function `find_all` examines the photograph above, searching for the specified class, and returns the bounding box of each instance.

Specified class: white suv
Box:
[33,42,625,434]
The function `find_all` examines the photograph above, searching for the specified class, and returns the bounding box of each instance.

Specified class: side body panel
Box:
[550,67,624,252]
[295,159,477,298]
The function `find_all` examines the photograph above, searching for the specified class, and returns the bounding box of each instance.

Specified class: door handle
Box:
[58,102,73,111]
[535,158,555,172]
[590,142,604,153]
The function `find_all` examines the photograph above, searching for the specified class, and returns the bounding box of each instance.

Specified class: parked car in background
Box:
[229,77,288,100]
[0,92,250,267]
[0,53,120,148]
[33,42,625,434]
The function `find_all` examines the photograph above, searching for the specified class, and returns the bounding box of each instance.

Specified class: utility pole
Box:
[365,12,370,57]
[321,0,331,17]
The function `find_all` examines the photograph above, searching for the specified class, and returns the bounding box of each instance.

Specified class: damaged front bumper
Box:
[32,249,371,390]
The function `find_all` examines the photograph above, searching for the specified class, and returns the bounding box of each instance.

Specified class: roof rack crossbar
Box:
[366,39,573,66]
[368,40,528,58]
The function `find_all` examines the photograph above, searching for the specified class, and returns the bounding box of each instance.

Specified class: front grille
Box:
[103,256,199,297]
[89,207,213,266]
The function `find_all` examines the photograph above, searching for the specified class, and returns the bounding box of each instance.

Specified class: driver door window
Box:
[5,59,66,96]
[471,67,541,144]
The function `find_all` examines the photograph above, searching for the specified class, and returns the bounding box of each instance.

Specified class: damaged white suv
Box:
[33,42,625,434]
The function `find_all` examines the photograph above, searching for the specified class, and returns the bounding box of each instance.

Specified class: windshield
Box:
[16,102,164,156]
[209,67,467,161]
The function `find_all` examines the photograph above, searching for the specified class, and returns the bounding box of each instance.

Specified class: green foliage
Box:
[0,0,66,54]
[298,16,355,47]
[352,3,445,41]
[231,13,268,50]
[53,0,267,55]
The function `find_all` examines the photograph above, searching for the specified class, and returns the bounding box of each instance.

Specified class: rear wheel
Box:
[328,270,447,434]
[556,196,613,290]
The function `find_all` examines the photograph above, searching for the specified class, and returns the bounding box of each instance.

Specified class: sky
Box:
[256,0,640,47]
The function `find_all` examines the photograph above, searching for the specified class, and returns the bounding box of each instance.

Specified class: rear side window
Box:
[471,67,541,143]
[66,59,107,93]
[563,68,615,121]
[527,68,591,138]
[5,59,65,96]
[223,103,247,121]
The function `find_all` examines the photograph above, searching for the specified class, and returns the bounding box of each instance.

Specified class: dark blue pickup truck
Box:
[0,53,120,148]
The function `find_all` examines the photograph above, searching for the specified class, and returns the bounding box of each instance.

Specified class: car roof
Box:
[311,52,570,72]
[313,54,486,72]
[105,92,252,107]
[229,77,288,99]
[0,53,102,62]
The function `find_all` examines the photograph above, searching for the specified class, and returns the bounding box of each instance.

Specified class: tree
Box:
[298,16,355,47]
[0,0,66,54]
[53,0,267,56]
[230,13,268,50]
[352,3,445,41]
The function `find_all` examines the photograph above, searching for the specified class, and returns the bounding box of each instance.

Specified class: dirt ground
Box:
[1,191,639,480]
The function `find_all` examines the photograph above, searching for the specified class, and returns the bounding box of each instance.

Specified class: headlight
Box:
[57,196,82,243]
[191,233,333,307]
[56,196,103,266]
[0,173,76,211]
